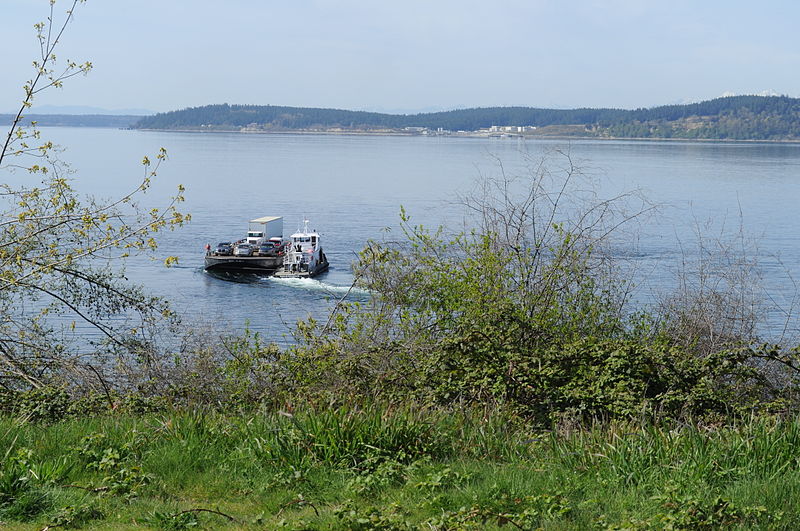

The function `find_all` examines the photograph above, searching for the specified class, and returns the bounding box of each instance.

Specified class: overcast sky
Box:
[3,0,799,114]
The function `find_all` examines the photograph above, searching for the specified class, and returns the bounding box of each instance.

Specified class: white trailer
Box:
[246,216,283,245]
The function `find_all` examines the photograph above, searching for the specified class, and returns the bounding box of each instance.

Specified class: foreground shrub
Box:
[260,153,799,423]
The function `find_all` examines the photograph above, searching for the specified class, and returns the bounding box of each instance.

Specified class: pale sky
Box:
[3,0,800,114]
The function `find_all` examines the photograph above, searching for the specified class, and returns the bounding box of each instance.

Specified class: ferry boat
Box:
[274,219,329,278]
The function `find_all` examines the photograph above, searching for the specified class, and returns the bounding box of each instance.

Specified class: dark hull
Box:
[204,254,283,273]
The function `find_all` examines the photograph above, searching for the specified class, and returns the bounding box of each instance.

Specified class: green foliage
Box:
[162,327,282,408]
[0,410,797,528]
[0,448,62,520]
[72,431,151,500]
[1,0,189,393]
[0,450,36,508]
[427,490,573,530]
[411,465,471,493]
[46,503,105,529]
[335,500,414,530]
[145,509,201,530]
[0,386,170,421]
[0,386,73,422]
[0,488,52,521]
[602,488,781,529]
[652,490,775,529]
[347,458,408,495]
[243,406,449,470]
[274,176,780,422]
[605,96,800,140]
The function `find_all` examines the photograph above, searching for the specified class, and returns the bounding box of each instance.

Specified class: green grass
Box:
[0,407,798,529]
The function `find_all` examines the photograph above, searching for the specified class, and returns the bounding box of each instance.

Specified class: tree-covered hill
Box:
[132,95,800,140]
[132,103,629,131]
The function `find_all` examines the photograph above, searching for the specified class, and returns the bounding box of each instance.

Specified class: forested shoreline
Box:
[8,95,800,142]
[133,95,800,140]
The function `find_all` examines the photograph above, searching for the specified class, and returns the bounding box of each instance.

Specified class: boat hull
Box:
[203,254,283,273]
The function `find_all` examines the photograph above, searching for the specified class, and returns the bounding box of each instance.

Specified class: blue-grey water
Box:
[30,128,800,343]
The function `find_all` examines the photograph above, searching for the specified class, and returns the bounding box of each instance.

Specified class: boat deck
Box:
[273,259,330,279]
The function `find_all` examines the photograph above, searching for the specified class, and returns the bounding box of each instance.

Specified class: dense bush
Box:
[264,153,796,423]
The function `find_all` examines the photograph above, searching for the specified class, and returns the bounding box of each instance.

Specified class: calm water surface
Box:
[37,128,800,342]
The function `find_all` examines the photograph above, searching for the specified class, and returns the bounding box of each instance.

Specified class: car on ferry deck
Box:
[234,243,253,257]
[258,242,281,256]
[214,242,233,256]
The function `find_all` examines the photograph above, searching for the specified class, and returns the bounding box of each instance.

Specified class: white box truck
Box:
[246,216,283,245]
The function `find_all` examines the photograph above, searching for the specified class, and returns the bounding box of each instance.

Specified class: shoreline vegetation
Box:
[9,94,800,142]
[131,94,800,141]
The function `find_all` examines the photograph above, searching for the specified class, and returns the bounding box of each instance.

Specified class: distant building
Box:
[488,125,536,133]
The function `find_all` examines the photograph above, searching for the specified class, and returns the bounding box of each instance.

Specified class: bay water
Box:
[34,128,800,343]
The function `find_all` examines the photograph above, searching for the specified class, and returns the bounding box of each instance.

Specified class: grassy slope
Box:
[0,408,797,529]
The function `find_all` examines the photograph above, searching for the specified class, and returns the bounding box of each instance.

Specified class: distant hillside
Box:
[28,105,154,115]
[132,96,800,141]
[0,114,139,128]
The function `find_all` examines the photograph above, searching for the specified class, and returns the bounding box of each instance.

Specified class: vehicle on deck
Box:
[214,242,233,255]
[234,243,253,257]
[258,242,279,256]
